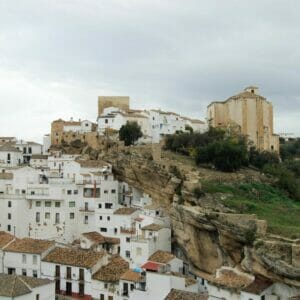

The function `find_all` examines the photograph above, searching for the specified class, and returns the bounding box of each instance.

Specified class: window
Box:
[7,153,11,163]
[70,213,75,219]
[67,190,72,195]
[45,212,50,219]
[8,201,11,208]
[66,267,71,279]
[111,189,116,194]
[105,119,108,124]
[104,190,108,194]
[130,284,134,291]
[33,255,37,265]
[74,190,78,195]
[22,269,27,276]
[105,203,113,209]
[104,283,108,289]
[36,295,40,300]
[55,213,60,224]
[55,202,60,207]
[7,225,11,232]
[69,201,75,207]
[36,201,41,207]
[28,147,32,154]
[23,147,27,154]
[32,270,37,277]
[79,268,84,281]
[45,201,51,207]
[84,216,88,224]
[100,227,107,232]
[36,212,40,223]
[100,294,105,300]
[108,296,113,300]
[98,203,102,209]
[125,251,130,258]
[22,254,26,264]
[8,213,11,220]
[126,237,130,243]
[107,216,110,221]
[99,216,102,220]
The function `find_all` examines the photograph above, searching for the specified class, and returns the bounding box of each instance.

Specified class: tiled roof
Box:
[120,269,143,282]
[164,289,208,300]
[208,269,253,290]
[42,247,105,268]
[113,207,138,215]
[0,172,13,179]
[0,144,21,152]
[82,232,120,245]
[242,277,273,294]
[31,154,48,159]
[76,159,109,168]
[148,250,175,264]
[141,223,164,231]
[0,231,15,248]
[4,238,54,254]
[0,274,52,297]
[93,256,129,282]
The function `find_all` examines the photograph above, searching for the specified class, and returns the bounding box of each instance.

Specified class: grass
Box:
[202,181,300,238]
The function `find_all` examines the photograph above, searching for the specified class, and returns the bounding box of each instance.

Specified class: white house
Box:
[0,145,22,167]
[91,255,129,300]
[30,154,48,169]
[3,238,55,278]
[0,231,15,273]
[41,247,108,298]
[0,274,55,300]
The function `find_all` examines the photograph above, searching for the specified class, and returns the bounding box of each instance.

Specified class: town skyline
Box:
[0,1,300,141]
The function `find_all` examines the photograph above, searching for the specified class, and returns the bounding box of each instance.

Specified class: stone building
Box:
[207,86,279,152]
[98,96,130,116]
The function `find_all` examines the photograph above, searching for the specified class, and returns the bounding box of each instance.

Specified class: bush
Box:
[119,121,143,146]
[249,148,280,169]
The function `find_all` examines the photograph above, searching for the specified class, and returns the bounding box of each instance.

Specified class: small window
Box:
[22,269,27,276]
[8,201,11,208]
[84,215,88,224]
[32,269,37,277]
[70,212,75,219]
[98,203,102,209]
[125,251,130,258]
[111,189,116,194]
[8,213,11,220]
[105,203,113,209]
[67,190,72,195]
[22,254,26,264]
[36,201,41,207]
[45,212,50,219]
[100,227,107,232]
[126,237,130,243]
[45,201,51,207]
[69,201,75,207]
[55,202,60,207]
[99,216,102,220]
[33,255,37,265]
[107,216,110,221]
[104,190,108,194]
[7,225,11,231]
[74,190,78,195]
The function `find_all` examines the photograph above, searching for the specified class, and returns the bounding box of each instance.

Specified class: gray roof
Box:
[0,144,21,153]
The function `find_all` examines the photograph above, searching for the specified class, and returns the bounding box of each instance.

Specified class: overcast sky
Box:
[0,0,299,142]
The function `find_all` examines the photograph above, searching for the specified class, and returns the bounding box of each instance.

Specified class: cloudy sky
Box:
[0,0,299,142]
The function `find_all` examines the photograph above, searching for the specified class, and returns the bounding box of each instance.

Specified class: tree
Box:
[119,121,143,146]
[249,148,280,169]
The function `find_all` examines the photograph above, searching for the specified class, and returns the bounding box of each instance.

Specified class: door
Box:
[123,282,128,296]
[79,283,84,297]
[66,282,72,296]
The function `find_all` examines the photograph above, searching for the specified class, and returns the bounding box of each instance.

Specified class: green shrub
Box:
[119,121,143,146]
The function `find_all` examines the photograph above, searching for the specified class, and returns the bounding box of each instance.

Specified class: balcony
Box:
[79,208,95,213]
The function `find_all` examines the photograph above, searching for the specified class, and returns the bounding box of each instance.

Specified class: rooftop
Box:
[113,207,138,215]
[31,154,48,159]
[0,274,52,297]
[0,144,21,153]
[120,269,143,282]
[0,231,15,249]
[0,172,13,180]
[148,250,175,264]
[4,238,54,254]
[76,159,110,169]
[82,232,120,245]
[164,289,208,300]
[42,247,106,268]
[92,256,129,282]
[141,223,164,231]
[242,277,273,295]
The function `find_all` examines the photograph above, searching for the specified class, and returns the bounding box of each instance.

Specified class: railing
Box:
[79,208,95,213]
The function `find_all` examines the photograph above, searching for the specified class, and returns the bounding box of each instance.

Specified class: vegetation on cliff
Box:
[119,121,143,146]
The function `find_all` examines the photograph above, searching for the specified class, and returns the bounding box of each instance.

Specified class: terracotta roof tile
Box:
[164,289,208,300]
[120,269,143,282]
[148,250,175,264]
[82,232,120,245]
[93,256,129,282]
[113,207,138,215]
[42,247,106,268]
[141,223,164,231]
[242,277,273,294]
[4,238,54,254]
[0,172,13,180]
[0,232,15,248]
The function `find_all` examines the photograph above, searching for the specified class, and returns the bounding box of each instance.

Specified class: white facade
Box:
[0,146,22,167]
